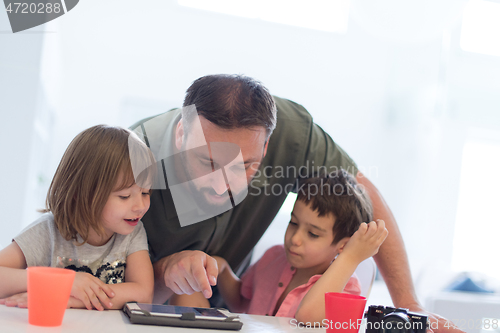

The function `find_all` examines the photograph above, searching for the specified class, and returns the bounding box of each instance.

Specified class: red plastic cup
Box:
[27,267,75,326]
[325,292,367,333]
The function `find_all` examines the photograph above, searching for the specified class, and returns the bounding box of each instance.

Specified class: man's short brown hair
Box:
[183,74,277,137]
[296,169,373,244]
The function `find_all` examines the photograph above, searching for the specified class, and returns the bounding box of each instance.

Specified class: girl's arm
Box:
[0,241,116,310]
[295,220,388,323]
[102,250,154,310]
[0,242,28,299]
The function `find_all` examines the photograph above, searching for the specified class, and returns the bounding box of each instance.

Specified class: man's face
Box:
[175,116,268,209]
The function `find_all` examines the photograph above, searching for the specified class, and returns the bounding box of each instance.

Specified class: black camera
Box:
[365,305,428,333]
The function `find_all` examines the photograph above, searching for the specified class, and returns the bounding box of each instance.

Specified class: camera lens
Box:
[382,312,414,333]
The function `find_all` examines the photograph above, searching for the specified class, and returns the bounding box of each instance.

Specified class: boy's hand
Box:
[0,292,28,308]
[71,272,115,311]
[343,219,389,263]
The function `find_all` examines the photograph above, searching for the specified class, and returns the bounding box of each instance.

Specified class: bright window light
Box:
[178,0,350,34]
[460,0,500,57]
[452,138,500,278]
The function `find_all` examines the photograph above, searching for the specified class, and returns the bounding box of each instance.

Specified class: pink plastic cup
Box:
[325,292,367,333]
[27,267,75,327]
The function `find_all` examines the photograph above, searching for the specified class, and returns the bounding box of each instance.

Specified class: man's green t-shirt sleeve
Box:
[270,96,359,180]
[306,121,359,177]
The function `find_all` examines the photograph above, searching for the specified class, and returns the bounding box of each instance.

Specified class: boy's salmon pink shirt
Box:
[240,245,361,317]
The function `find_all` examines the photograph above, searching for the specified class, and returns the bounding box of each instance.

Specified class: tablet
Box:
[128,303,229,320]
[123,302,243,330]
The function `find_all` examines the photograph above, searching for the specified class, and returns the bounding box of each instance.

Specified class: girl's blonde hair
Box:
[43,125,156,244]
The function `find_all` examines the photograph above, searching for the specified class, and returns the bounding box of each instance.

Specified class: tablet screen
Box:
[136,303,228,319]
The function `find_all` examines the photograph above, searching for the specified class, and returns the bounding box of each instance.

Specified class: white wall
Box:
[0,10,45,247]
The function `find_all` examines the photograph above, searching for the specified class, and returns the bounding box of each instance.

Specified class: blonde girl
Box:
[0,125,156,310]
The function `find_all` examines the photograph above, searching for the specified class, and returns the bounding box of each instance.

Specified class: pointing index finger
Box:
[191,257,212,299]
[205,255,219,286]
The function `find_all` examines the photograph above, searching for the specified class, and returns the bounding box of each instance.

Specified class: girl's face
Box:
[97,179,151,244]
[284,200,345,276]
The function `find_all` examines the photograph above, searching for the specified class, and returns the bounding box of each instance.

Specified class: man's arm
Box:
[356,171,463,333]
[152,250,219,305]
[356,172,416,308]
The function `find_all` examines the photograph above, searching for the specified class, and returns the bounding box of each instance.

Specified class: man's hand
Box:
[405,303,465,333]
[71,272,115,311]
[161,250,218,298]
[0,292,27,308]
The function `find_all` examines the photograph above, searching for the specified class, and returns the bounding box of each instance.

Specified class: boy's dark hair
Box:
[297,169,373,244]
[183,74,277,137]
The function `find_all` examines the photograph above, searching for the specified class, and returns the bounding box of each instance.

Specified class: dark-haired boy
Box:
[175,170,388,323]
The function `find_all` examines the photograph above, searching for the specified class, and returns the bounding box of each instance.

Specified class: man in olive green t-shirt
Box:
[130,74,462,333]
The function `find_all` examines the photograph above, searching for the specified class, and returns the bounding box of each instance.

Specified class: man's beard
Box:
[179,148,233,213]
[187,178,232,211]
[177,140,252,214]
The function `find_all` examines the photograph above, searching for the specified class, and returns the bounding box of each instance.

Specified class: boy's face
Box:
[284,200,344,274]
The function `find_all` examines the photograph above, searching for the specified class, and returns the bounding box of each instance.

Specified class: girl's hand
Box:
[0,278,114,311]
[0,292,28,308]
[67,296,86,309]
[342,219,389,263]
[71,272,115,311]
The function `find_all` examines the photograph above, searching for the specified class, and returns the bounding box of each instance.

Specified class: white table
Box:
[426,291,500,333]
[0,306,324,333]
